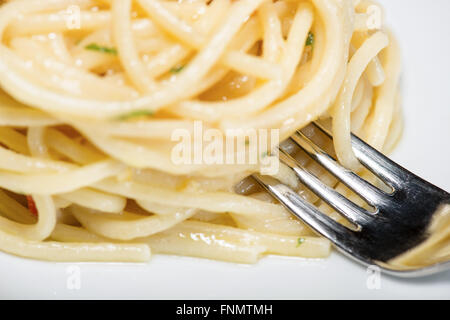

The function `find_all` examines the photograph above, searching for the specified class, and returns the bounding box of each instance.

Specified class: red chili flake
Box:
[26,195,38,216]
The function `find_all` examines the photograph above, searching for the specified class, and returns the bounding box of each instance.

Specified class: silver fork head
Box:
[254,122,450,277]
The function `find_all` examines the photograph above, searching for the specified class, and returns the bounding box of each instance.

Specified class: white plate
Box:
[0,0,449,299]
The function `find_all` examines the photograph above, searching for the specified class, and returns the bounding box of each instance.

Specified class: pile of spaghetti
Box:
[0,0,402,263]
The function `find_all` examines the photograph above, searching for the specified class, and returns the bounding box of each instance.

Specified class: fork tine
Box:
[278,149,373,227]
[290,131,386,207]
[312,122,404,186]
[253,174,356,244]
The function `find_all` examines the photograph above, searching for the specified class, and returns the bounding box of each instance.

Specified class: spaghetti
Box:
[0,0,403,263]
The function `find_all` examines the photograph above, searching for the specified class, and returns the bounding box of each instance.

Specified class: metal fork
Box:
[253,122,450,277]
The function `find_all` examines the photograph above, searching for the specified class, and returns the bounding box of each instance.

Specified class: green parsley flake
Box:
[305,32,314,47]
[85,43,118,55]
[296,238,305,247]
[116,110,154,121]
[170,65,185,73]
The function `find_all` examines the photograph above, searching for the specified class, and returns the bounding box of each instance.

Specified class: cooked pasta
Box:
[0,0,403,263]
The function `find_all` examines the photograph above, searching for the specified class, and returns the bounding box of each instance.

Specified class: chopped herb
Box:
[116,110,154,121]
[170,65,185,73]
[261,151,268,158]
[296,237,305,247]
[245,139,250,146]
[85,43,118,55]
[305,32,315,47]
